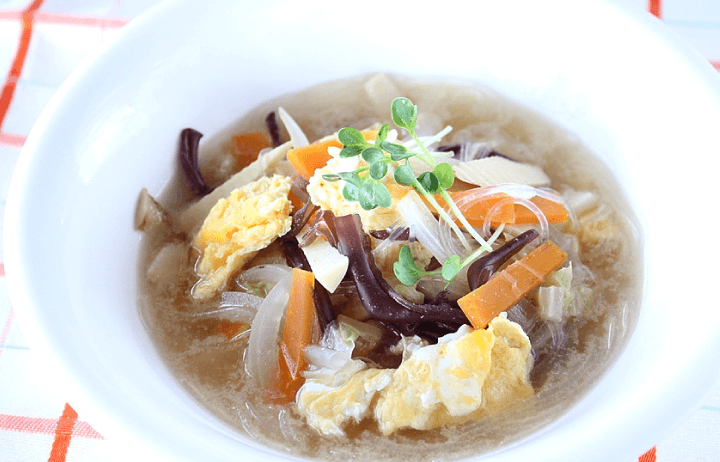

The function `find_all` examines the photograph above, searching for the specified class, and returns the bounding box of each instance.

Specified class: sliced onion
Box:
[191,292,265,324]
[199,307,255,325]
[222,291,265,307]
[278,106,309,148]
[237,264,292,286]
[245,271,293,387]
[397,192,454,263]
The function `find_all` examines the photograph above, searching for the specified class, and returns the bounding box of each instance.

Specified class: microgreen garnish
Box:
[393,247,462,287]
[391,97,418,131]
[393,245,431,286]
[327,97,497,285]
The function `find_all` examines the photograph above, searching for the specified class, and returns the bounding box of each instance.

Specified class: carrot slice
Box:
[457,241,568,329]
[512,196,569,225]
[452,191,516,224]
[450,189,569,226]
[232,132,270,170]
[287,130,378,180]
[265,268,320,404]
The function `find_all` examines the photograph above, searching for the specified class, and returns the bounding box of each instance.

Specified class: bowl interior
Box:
[5,0,720,461]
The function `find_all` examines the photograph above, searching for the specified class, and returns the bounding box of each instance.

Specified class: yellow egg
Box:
[296,369,393,436]
[306,146,411,232]
[192,174,292,298]
[296,314,534,436]
[374,325,494,434]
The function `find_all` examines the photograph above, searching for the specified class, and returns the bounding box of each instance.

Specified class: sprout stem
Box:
[439,189,493,252]
[412,179,471,250]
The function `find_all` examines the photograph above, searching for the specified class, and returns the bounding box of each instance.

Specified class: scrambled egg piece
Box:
[481,313,535,412]
[296,314,534,436]
[297,369,393,436]
[374,325,494,434]
[192,174,292,298]
[307,146,410,232]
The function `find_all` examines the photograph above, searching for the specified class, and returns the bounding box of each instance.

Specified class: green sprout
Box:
[323,97,496,285]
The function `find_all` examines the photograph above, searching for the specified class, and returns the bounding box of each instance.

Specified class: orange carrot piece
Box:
[513,196,570,225]
[232,132,270,170]
[458,241,568,329]
[287,139,340,180]
[287,130,378,180]
[266,268,320,404]
[450,190,569,227]
[451,191,516,224]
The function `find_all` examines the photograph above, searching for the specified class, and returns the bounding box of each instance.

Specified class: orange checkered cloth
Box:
[1,1,719,461]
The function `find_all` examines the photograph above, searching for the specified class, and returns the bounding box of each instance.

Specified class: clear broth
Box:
[138,74,643,461]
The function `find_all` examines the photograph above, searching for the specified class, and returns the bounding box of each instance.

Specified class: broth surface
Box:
[138,74,642,461]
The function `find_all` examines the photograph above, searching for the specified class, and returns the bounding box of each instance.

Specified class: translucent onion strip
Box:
[278,107,309,148]
[245,272,293,387]
[193,292,264,324]
[237,264,292,286]
[222,291,265,307]
[397,192,454,263]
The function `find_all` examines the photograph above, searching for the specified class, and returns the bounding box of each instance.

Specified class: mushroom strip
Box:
[333,214,469,326]
[298,209,339,247]
[265,111,282,148]
[289,200,318,237]
[467,229,539,291]
[179,128,213,197]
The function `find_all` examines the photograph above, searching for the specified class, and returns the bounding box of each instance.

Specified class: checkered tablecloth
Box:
[1,1,719,461]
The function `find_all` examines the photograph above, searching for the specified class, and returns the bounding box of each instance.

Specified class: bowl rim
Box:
[5,0,720,461]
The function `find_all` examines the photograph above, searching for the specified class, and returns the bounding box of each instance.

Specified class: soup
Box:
[136,74,642,461]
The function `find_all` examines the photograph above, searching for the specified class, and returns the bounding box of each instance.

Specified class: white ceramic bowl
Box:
[5,0,720,461]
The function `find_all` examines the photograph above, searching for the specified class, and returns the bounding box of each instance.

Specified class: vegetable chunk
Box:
[451,190,569,226]
[266,268,320,404]
[296,315,533,436]
[232,132,270,170]
[287,131,378,180]
[192,175,293,298]
[458,241,568,329]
